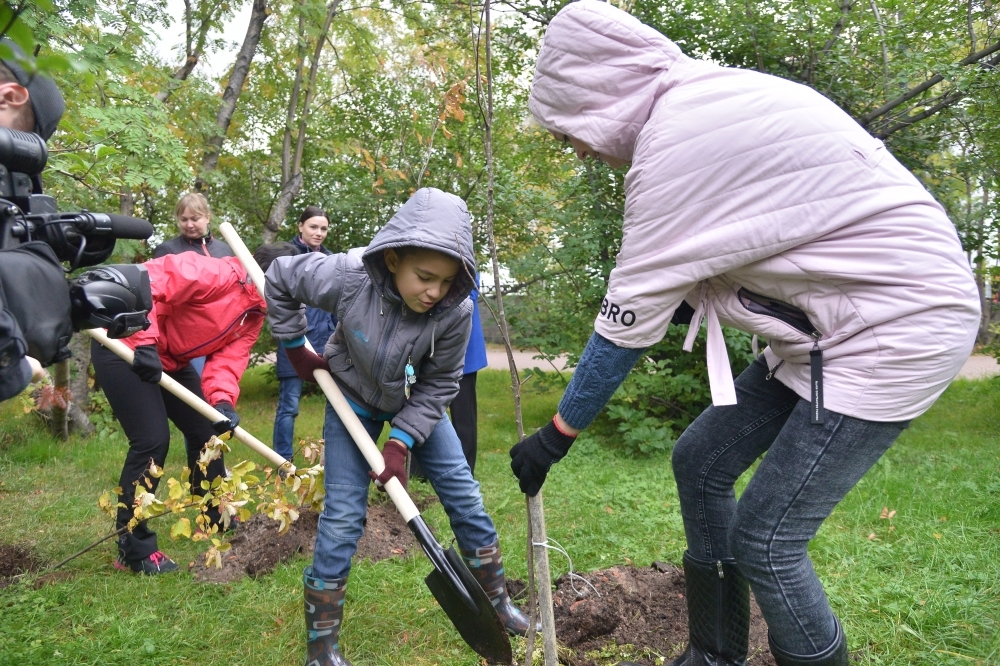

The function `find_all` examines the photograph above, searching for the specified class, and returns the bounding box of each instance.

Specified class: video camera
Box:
[0,126,154,340]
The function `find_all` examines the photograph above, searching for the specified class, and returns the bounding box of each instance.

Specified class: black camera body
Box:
[0,127,155,349]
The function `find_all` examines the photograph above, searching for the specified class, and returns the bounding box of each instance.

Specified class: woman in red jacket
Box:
[93,244,296,574]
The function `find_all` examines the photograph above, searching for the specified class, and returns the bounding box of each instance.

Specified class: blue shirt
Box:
[464,275,487,375]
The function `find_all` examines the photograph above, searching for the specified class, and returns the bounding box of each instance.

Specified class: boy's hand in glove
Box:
[510,419,577,497]
[211,401,240,438]
[369,439,408,492]
[283,338,328,382]
[131,344,163,383]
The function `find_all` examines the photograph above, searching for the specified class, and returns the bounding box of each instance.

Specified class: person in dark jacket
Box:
[265,188,535,666]
[272,207,338,461]
[153,192,234,260]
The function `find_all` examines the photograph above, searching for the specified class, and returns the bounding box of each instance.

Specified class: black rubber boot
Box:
[460,540,540,636]
[667,552,750,666]
[303,566,352,666]
[769,618,848,666]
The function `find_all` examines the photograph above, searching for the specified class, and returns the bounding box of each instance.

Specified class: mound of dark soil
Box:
[0,543,44,589]
[551,563,776,666]
[0,543,71,589]
[193,497,429,583]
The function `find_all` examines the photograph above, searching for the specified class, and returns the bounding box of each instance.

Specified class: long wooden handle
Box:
[218,223,418,521]
[86,328,295,475]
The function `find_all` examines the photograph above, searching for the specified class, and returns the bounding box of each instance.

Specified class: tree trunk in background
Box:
[263,0,340,243]
[197,0,269,189]
[68,333,95,435]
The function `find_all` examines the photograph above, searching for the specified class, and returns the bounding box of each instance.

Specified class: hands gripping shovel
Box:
[218,223,513,664]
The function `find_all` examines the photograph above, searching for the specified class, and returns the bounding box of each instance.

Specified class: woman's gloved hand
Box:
[283,338,328,382]
[211,401,240,438]
[510,419,577,497]
[130,344,163,383]
[369,439,409,492]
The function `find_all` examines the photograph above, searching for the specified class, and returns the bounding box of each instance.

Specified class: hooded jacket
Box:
[265,188,476,445]
[529,1,979,422]
[154,233,234,259]
[275,237,337,380]
[124,253,266,407]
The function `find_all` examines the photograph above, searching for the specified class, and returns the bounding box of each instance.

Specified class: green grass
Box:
[1,368,998,665]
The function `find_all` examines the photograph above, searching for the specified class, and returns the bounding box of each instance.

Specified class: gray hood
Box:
[362,187,476,315]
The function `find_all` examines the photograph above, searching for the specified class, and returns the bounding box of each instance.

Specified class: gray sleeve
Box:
[264,252,347,341]
[390,305,472,445]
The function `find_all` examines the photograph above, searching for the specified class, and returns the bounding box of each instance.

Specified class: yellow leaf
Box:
[934,533,942,539]
[148,462,164,478]
[171,518,191,539]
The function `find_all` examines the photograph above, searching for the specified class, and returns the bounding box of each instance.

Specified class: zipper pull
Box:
[716,561,724,579]
[765,359,785,380]
[404,356,416,399]
[810,334,824,424]
[240,313,247,326]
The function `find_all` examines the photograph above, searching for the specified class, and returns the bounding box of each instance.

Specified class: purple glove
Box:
[368,439,409,492]
[285,344,329,382]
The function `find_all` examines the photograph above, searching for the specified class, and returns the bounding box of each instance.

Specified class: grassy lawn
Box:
[1,367,998,665]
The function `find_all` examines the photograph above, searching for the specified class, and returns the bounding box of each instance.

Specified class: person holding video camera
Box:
[0,39,68,401]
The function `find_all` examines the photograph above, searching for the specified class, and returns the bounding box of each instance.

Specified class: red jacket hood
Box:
[125,254,265,407]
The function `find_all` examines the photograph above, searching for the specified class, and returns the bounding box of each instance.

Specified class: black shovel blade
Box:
[426,546,512,665]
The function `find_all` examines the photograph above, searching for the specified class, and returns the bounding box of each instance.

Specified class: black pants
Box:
[91,341,226,562]
[411,372,478,477]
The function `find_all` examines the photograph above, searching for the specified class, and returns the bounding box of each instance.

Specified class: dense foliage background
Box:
[6,0,998,449]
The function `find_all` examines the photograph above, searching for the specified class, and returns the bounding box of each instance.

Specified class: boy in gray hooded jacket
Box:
[265,187,531,666]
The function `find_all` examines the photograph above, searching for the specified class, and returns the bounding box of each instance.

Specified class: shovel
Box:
[218,223,512,664]
[85,328,296,476]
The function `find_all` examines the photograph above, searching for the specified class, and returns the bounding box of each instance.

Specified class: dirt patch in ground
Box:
[550,563,776,666]
[0,543,71,589]
[0,543,44,589]
[193,497,432,583]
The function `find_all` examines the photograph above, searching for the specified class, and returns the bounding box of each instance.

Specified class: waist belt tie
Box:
[682,283,737,406]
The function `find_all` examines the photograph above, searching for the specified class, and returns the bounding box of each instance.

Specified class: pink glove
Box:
[368,439,409,492]
[285,344,329,382]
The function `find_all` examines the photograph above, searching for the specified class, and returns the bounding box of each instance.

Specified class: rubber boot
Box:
[667,552,750,666]
[768,618,848,666]
[303,566,352,666]
[460,540,540,636]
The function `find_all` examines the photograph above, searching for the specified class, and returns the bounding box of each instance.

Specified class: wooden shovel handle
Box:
[218,222,419,521]
[85,328,295,475]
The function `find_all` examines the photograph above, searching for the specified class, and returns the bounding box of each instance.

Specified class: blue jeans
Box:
[272,377,303,461]
[312,401,498,580]
[672,356,907,656]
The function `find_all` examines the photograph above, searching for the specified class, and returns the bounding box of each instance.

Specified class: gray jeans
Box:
[672,356,907,655]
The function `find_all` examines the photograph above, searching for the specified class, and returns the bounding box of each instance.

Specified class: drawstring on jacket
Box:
[429,320,437,358]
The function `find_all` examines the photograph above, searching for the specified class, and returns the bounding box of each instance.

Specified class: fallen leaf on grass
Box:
[868,533,877,540]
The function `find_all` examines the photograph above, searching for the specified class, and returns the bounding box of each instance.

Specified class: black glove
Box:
[211,401,240,437]
[130,344,163,383]
[510,419,577,497]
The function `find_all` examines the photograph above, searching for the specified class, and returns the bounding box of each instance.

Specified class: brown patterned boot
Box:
[460,540,540,636]
[303,566,352,666]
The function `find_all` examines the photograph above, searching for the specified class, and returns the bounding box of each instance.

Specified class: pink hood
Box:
[529,1,979,421]
[528,1,685,163]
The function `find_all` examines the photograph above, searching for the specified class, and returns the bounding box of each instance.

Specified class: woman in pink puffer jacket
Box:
[508,3,980,666]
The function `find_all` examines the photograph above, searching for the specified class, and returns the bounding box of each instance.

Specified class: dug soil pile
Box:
[551,562,776,666]
[0,543,44,589]
[193,497,428,583]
